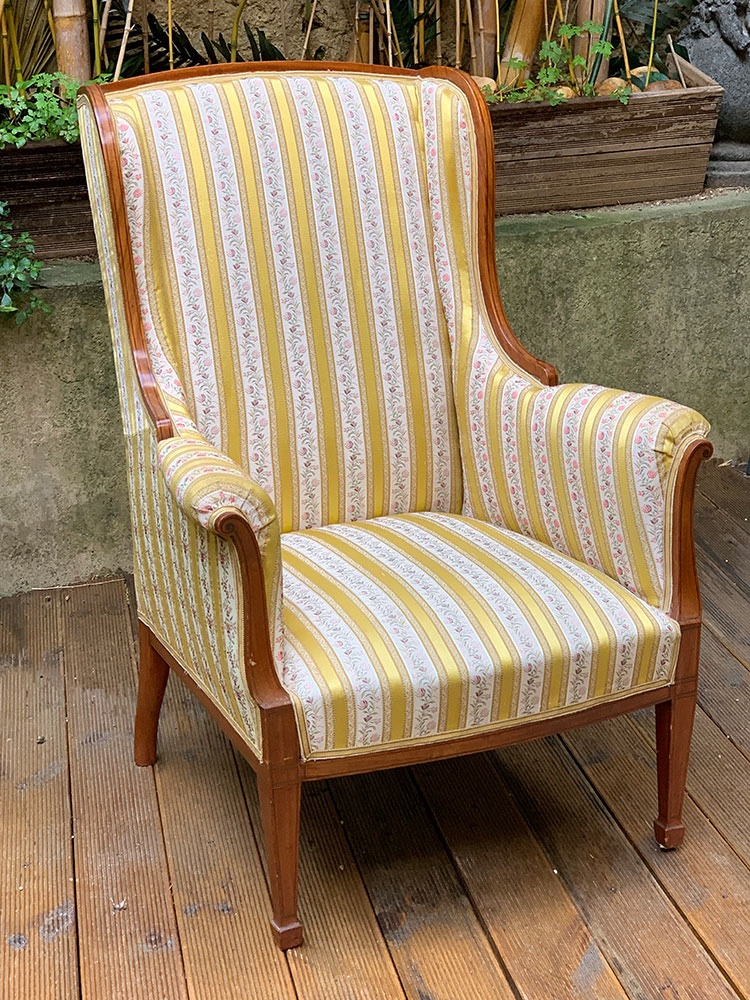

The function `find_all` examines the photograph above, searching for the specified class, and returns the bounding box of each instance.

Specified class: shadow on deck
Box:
[2,461,749,1000]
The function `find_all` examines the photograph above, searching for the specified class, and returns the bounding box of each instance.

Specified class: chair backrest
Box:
[83,66,499,533]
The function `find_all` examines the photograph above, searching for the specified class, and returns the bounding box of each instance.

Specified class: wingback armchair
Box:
[78,62,712,950]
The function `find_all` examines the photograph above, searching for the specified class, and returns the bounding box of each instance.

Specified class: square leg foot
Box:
[271,918,303,950]
[654,819,685,850]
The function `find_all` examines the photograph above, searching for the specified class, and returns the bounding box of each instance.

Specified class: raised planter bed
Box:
[490,56,722,215]
[0,138,96,259]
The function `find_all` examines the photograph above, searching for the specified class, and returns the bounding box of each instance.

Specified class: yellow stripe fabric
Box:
[79,98,263,758]
[107,72,462,534]
[280,512,680,758]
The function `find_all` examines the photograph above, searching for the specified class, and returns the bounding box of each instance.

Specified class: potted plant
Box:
[0,73,97,259]
[457,0,723,213]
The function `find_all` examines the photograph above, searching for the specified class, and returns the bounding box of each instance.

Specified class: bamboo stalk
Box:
[668,33,686,86]
[91,0,100,74]
[113,0,134,80]
[498,0,543,85]
[612,0,631,83]
[368,4,374,61]
[0,6,8,86]
[413,0,418,63]
[645,0,658,84]
[230,0,249,61]
[5,4,20,79]
[98,0,112,68]
[140,0,148,73]
[465,0,476,74]
[418,0,424,62]
[300,0,318,58]
[167,0,173,68]
[384,0,393,65]
[435,0,442,63]
[476,0,486,76]
[42,0,57,52]
[455,0,461,66]
[51,0,91,80]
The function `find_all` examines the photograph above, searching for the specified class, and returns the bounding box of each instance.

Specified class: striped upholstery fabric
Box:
[459,362,710,609]
[281,512,679,757]
[108,72,462,533]
[422,84,710,611]
[80,68,709,763]
[79,100,265,756]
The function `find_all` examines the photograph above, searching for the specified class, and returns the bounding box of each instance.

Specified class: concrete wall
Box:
[1,192,747,596]
[495,191,750,463]
[0,264,131,595]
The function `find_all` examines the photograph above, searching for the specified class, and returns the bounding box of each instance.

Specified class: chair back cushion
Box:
[106,70,466,531]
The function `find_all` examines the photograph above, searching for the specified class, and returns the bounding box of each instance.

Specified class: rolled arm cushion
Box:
[157,431,284,660]
[462,361,710,609]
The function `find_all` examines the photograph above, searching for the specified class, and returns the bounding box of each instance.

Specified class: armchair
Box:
[78,62,711,950]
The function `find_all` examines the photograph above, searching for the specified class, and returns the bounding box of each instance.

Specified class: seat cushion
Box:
[279,512,679,758]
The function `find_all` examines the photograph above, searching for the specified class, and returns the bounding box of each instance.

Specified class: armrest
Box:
[156,431,283,666]
[464,374,710,610]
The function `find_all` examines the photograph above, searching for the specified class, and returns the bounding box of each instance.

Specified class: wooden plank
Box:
[493,738,739,1000]
[60,580,189,1000]
[696,488,750,591]
[330,768,516,1000]
[632,706,750,870]
[496,144,711,215]
[696,553,750,669]
[0,591,78,1000]
[414,755,629,1000]
[490,89,721,160]
[151,680,297,1000]
[698,626,750,755]
[564,715,750,997]
[236,759,407,999]
[0,140,97,260]
[698,462,750,536]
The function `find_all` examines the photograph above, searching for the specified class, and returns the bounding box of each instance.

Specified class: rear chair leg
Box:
[135,621,170,766]
[258,765,303,950]
[654,685,697,849]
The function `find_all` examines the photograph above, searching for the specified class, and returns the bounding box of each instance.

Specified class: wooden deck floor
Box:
[2,461,749,1000]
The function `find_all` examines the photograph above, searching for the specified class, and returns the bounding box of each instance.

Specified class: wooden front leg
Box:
[654,627,701,848]
[134,621,170,767]
[257,764,303,950]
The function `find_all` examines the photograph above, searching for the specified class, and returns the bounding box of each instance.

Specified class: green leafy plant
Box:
[0,201,48,324]
[0,73,82,149]
[484,23,626,104]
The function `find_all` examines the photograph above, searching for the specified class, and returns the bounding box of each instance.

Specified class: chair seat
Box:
[280,512,680,758]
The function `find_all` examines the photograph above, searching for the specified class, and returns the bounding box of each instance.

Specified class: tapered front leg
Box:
[654,685,698,849]
[257,764,303,949]
[134,621,170,766]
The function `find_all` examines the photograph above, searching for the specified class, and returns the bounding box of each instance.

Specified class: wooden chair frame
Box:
[82,61,712,951]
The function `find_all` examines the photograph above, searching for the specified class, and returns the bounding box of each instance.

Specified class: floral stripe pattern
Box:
[421,80,710,610]
[79,98,263,756]
[106,72,463,533]
[80,69,710,766]
[280,512,680,757]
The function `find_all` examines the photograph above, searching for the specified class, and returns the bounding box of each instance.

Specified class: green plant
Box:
[0,201,48,323]
[0,73,82,149]
[484,23,627,103]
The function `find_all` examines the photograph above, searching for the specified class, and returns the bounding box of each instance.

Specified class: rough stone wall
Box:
[145,0,358,62]
[142,0,458,65]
